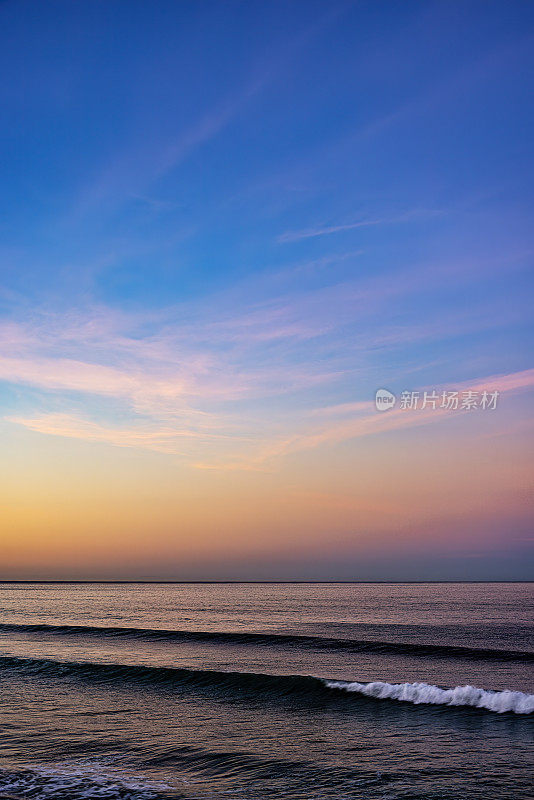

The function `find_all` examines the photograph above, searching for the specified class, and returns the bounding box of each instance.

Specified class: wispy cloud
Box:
[278,218,384,243]
[278,209,445,244]
[194,368,534,470]
[2,241,531,464]
[68,7,346,225]
[7,413,240,455]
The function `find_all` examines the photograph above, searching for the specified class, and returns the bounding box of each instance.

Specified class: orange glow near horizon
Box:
[2,382,532,580]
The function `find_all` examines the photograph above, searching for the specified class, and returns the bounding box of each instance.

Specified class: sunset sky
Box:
[1,0,533,580]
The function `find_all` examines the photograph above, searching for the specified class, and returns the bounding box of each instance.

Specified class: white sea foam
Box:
[324,679,534,714]
[0,759,174,799]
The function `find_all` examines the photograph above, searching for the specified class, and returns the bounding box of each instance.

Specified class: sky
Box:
[0,0,533,580]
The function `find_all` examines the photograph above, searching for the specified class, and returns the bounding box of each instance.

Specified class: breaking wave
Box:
[0,622,530,662]
[325,679,534,714]
[0,654,532,715]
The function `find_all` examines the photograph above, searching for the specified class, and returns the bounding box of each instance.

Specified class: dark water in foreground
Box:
[0,582,532,799]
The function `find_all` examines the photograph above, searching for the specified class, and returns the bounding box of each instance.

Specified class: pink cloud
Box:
[194,368,534,469]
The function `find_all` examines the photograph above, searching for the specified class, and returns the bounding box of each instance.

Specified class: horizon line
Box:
[0,579,532,584]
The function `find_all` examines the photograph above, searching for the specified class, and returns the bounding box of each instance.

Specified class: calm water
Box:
[0,582,532,799]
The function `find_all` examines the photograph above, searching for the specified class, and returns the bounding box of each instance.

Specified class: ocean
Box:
[0,582,532,799]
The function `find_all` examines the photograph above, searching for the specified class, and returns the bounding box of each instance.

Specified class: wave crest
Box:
[1,655,532,715]
[324,679,534,714]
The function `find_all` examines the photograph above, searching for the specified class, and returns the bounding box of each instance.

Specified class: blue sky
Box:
[1,1,533,579]
[2,0,533,303]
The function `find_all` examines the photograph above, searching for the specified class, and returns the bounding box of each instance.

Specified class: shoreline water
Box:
[1,582,532,799]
